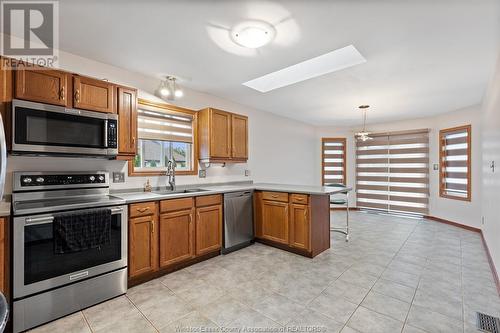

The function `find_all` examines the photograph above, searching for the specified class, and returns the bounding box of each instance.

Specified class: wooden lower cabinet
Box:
[129,214,158,278]
[289,204,310,251]
[159,208,195,267]
[261,200,289,244]
[0,217,6,295]
[195,204,222,256]
[255,191,329,257]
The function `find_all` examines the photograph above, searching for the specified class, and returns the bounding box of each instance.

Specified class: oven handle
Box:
[25,207,123,225]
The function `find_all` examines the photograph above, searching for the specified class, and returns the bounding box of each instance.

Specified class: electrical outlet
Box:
[199,169,206,178]
[433,164,439,171]
[482,216,485,225]
[245,169,250,177]
[112,172,125,183]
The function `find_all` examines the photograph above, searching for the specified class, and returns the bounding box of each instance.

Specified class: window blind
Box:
[439,125,471,200]
[322,138,346,185]
[356,129,430,215]
[137,105,194,143]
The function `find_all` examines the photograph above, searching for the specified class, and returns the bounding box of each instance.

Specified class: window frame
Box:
[128,98,198,177]
[321,137,347,185]
[439,124,471,202]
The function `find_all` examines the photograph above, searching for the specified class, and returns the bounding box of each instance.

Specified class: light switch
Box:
[433,164,439,171]
[245,169,250,176]
[112,172,125,183]
[199,170,206,178]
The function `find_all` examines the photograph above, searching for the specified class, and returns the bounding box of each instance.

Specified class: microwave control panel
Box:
[107,120,118,149]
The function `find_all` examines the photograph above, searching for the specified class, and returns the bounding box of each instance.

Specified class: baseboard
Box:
[424,215,481,233]
[330,207,359,211]
[424,215,500,296]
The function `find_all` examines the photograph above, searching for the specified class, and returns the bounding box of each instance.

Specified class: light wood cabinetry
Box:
[73,76,115,113]
[261,200,289,245]
[0,217,6,295]
[117,86,137,156]
[159,208,195,267]
[255,191,329,257]
[128,202,159,278]
[195,204,222,256]
[15,64,70,106]
[289,203,310,251]
[198,107,248,163]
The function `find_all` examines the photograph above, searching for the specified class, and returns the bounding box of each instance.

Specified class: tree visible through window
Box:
[135,140,191,171]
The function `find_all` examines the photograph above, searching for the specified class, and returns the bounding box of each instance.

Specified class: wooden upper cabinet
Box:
[0,57,13,103]
[195,204,222,256]
[261,200,289,245]
[159,208,195,267]
[73,75,115,113]
[129,214,158,278]
[231,114,248,159]
[15,64,70,106]
[289,203,310,251]
[117,86,137,156]
[198,107,248,163]
[210,109,232,158]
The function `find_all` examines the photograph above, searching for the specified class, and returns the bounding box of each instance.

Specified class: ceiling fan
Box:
[355,105,373,141]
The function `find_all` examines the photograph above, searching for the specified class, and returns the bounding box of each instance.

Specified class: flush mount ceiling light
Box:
[158,76,183,101]
[243,45,366,92]
[230,20,276,49]
[355,105,373,142]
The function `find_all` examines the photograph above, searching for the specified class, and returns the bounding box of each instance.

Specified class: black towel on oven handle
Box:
[53,208,112,254]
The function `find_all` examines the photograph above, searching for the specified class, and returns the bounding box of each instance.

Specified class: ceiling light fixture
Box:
[355,105,373,142]
[157,76,183,101]
[230,20,276,49]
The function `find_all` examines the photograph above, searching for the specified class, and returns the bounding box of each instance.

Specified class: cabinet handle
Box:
[60,87,65,100]
[271,195,278,198]
[295,197,304,201]
[132,136,136,145]
[137,207,150,213]
[151,220,154,234]
[304,209,308,220]
[74,89,80,103]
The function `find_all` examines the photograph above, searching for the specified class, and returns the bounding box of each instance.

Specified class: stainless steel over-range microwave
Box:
[11,99,118,157]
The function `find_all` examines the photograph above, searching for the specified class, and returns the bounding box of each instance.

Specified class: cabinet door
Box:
[73,76,115,113]
[15,64,69,106]
[117,87,137,155]
[159,209,195,267]
[0,217,5,294]
[261,200,289,244]
[195,205,222,256]
[289,204,310,251]
[231,114,248,159]
[129,215,158,278]
[210,109,231,158]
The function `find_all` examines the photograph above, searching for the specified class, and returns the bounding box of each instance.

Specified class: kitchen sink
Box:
[153,188,209,195]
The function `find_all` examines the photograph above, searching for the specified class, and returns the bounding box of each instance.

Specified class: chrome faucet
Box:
[166,159,176,191]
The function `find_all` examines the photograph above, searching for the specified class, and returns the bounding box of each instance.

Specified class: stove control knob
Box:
[89,176,96,181]
[98,175,105,182]
[36,177,44,183]
[23,177,32,184]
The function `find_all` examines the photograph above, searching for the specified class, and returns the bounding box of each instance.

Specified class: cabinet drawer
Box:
[130,201,157,218]
[262,191,289,203]
[160,197,194,213]
[195,194,222,207]
[291,194,308,204]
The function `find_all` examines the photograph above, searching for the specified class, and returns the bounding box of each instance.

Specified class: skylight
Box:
[243,45,366,92]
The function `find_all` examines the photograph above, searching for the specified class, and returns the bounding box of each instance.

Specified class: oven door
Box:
[11,99,117,156]
[13,205,127,299]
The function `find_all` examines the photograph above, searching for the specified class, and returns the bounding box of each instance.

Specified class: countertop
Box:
[0,201,10,217]
[114,183,352,204]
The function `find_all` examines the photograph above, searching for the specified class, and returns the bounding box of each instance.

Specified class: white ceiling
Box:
[58,0,500,126]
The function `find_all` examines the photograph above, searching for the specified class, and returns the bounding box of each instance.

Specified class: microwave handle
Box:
[104,119,108,148]
[25,207,124,225]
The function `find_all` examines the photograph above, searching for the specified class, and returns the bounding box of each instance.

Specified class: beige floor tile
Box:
[29,312,90,333]
[347,306,404,333]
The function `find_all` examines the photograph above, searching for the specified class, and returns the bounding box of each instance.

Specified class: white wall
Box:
[481,52,500,276]
[5,49,318,192]
[317,105,483,228]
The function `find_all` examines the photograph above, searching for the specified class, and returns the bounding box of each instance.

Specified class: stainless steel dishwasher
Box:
[223,191,254,254]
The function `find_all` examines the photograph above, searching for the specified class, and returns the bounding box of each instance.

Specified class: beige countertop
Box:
[114,183,352,204]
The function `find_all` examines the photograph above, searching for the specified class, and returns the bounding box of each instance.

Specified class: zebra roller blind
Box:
[439,125,471,201]
[356,129,430,215]
[137,104,194,143]
[322,138,347,185]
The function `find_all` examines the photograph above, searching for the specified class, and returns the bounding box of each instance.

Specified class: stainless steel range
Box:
[11,171,127,333]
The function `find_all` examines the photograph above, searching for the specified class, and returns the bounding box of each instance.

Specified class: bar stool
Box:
[326,183,349,241]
